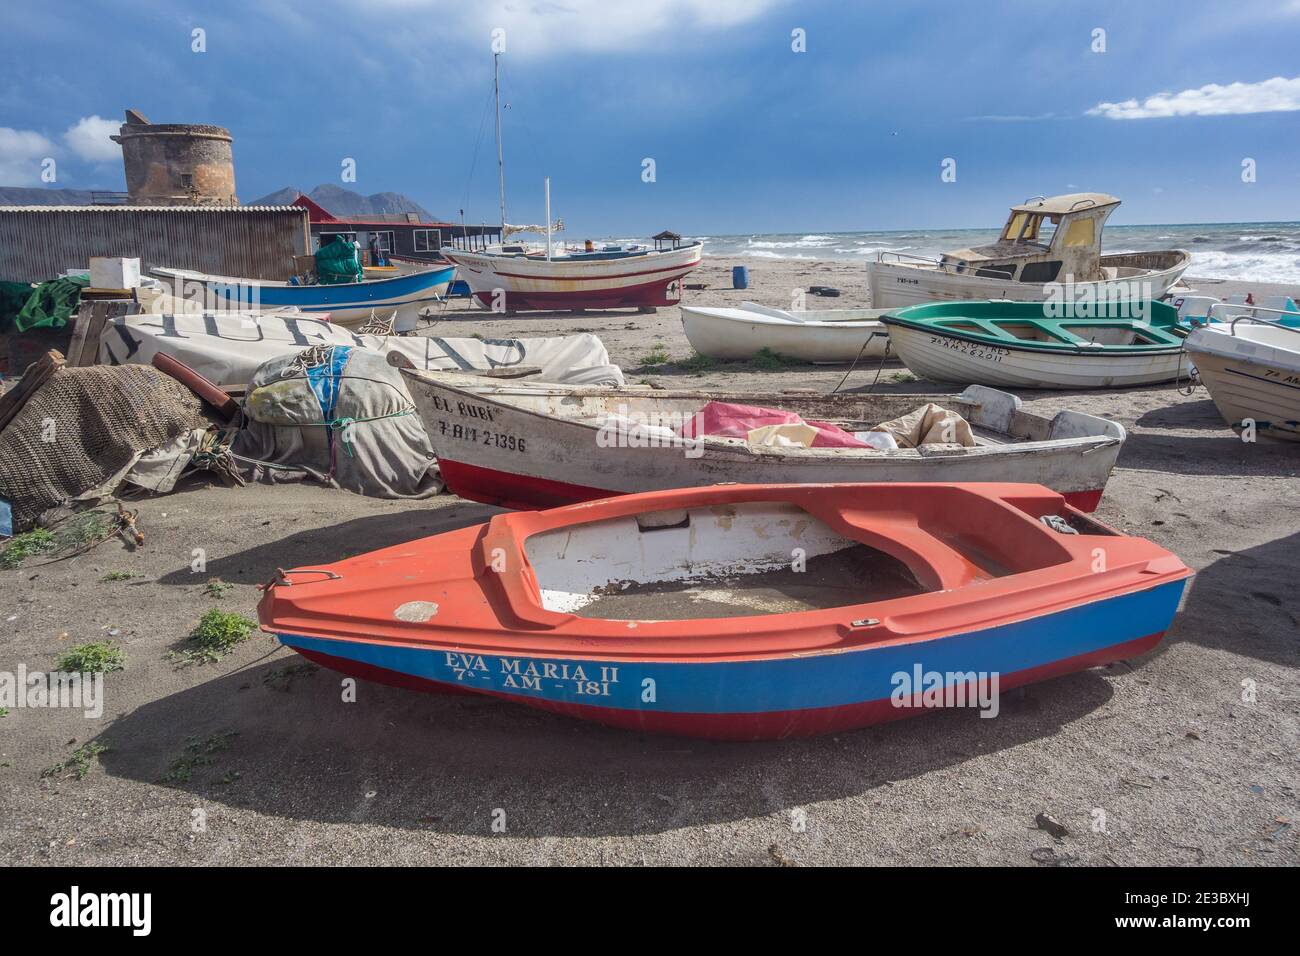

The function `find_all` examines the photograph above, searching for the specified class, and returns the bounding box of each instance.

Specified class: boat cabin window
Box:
[1062,217,1095,248]
[1019,260,1063,283]
[1001,212,1058,247]
[975,263,1017,279]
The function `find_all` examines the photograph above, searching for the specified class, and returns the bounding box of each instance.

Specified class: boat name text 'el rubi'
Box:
[426,394,496,422]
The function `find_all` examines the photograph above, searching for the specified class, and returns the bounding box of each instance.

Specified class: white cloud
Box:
[1089,76,1300,119]
[0,127,58,185]
[64,115,121,162]
[375,0,785,57]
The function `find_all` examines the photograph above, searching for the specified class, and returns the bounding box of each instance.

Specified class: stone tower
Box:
[111,109,238,205]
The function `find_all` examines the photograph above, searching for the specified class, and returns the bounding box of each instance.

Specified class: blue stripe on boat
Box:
[207,266,455,310]
[275,579,1187,715]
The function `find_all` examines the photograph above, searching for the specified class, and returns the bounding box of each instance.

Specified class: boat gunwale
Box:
[881,313,1187,357]
[151,263,456,292]
[260,484,1192,661]
[681,304,887,331]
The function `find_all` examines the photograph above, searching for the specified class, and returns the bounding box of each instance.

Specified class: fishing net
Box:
[314,236,363,285]
[0,365,212,533]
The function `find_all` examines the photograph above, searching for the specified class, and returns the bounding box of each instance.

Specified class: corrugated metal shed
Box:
[0,205,311,282]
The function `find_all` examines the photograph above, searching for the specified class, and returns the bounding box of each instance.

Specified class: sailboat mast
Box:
[494,52,507,238]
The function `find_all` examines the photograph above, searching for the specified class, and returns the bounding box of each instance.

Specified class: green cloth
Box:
[13,276,89,332]
[0,281,36,333]
[314,237,363,285]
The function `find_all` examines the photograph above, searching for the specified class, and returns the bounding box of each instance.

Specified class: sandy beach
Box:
[1,255,1297,867]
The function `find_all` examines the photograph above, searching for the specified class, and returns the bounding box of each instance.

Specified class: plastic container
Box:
[732,266,749,290]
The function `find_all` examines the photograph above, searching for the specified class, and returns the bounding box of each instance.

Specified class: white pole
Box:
[545,177,552,261]
[494,53,506,239]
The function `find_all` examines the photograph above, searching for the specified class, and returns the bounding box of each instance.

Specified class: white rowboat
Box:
[681,302,891,363]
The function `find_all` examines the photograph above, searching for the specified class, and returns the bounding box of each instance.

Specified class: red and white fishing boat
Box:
[258,482,1191,740]
[441,54,702,312]
[442,237,703,312]
[402,371,1127,512]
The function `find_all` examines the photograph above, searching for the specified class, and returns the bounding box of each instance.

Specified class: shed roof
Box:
[1009,193,1120,215]
[0,205,305,213]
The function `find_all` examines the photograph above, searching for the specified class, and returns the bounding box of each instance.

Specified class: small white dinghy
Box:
[1184,310,1300,442]
[681,301,890,363]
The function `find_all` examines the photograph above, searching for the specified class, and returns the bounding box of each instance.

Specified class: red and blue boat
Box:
[257,482,1191,740]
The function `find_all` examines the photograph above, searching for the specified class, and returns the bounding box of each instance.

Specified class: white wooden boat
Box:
[402,370,1127,512]
[881,300,1188,389]
[1184,312,1300,441]
[866,193,1190,308]
[441,54,702,313]
[442,239,703,312]
[681,302,890,363]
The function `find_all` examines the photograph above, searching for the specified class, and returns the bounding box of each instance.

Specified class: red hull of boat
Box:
[469,273,689,312]
[436,458,1107,514]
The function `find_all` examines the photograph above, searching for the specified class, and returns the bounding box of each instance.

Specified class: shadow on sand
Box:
[1173,529,1300,669]
[153,500,501,587]
[97,485,1122,838]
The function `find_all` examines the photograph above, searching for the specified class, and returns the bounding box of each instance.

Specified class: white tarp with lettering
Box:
[98,312,624,387]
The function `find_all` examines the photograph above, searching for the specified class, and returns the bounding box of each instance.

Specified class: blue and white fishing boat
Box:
[152,263,456,331]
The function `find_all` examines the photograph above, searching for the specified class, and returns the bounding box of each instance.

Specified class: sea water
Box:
[606,223,1300,284]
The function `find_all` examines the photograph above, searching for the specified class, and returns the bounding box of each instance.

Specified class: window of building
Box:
[413,228,441,252]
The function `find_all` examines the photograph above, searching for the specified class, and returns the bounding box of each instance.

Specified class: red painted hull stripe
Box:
[435,458,1106,514]
[448,258,699,283]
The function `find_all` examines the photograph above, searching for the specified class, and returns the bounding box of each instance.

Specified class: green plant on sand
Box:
[0,529,57,569]
[55,641,126,674]
[169,609,258,666]
[42,742,109,780]
[749,347,800,371]
[203,579,235,598]
[638,343,670,366]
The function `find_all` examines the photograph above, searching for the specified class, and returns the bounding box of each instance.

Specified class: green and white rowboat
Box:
[881,300,1186,389]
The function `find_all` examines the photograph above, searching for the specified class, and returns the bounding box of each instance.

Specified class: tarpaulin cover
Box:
[12,276,89,332]
[679,401,871,448]
[314,236,363,285]
[99,312,625,387]
[233,345,442,499]
[872,403,975,448]
[0,281,36,334]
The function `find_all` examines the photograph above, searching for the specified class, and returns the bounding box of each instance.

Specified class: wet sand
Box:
[1,257,1297,866]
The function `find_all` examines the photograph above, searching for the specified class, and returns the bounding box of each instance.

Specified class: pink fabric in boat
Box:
[678,401,871,448]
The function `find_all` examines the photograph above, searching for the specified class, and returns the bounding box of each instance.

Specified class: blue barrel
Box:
[732,265,749,289]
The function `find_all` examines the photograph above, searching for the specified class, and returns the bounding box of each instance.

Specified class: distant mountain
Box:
[2,182,441,222]
[248,186,300,206]
[249,184,439,221]
[0,186,103,205]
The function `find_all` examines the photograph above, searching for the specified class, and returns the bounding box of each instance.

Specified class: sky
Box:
[1,0,1298,235]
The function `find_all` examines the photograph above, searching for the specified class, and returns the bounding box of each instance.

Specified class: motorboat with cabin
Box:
[866,193,1190,308]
